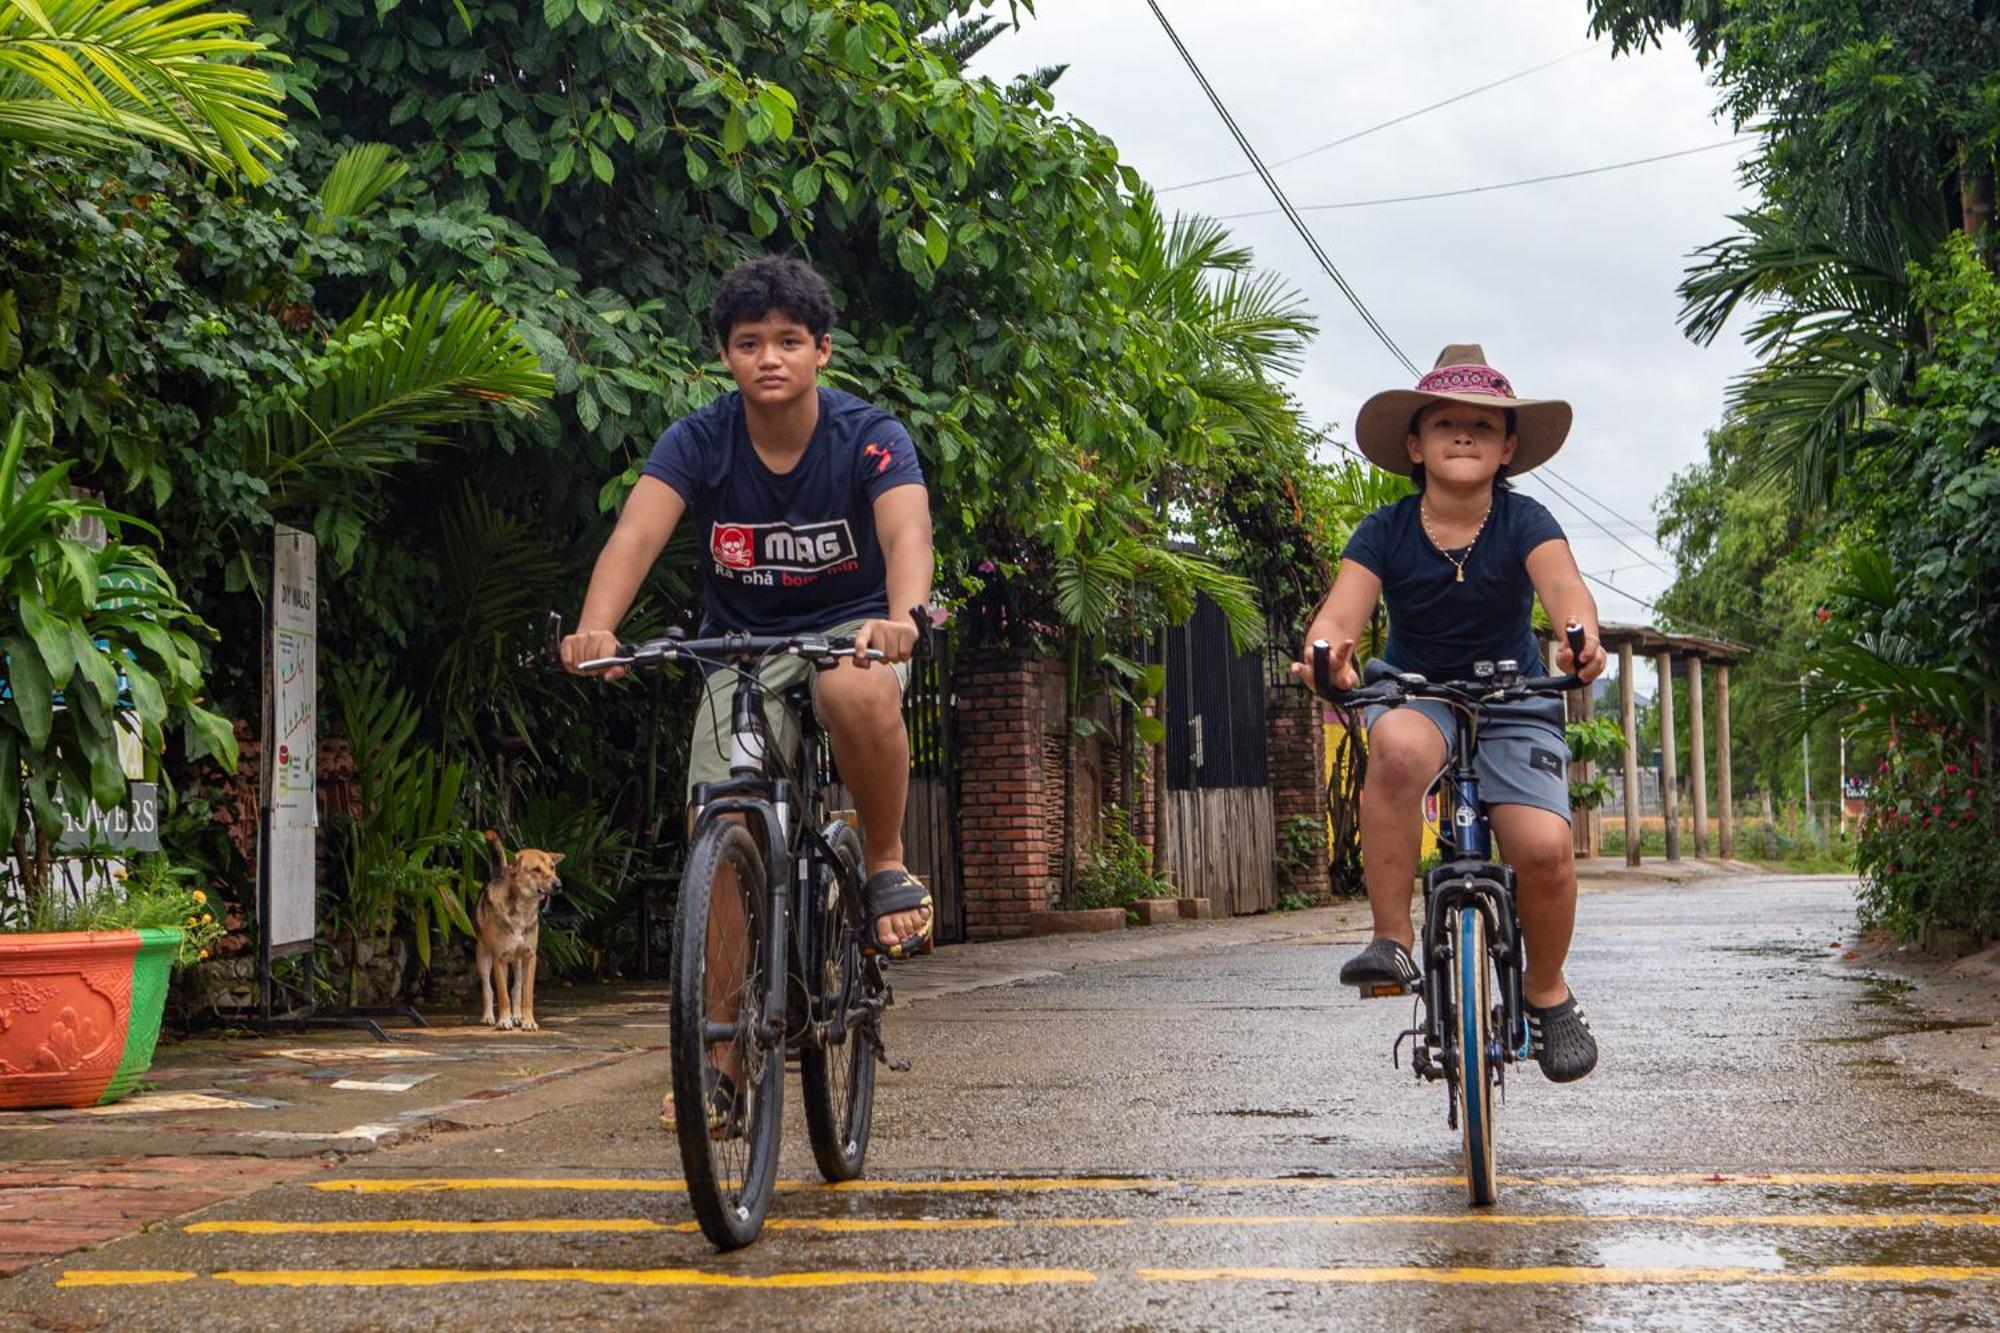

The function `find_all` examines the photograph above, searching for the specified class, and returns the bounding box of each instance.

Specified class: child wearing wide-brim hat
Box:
[1292,345,1607,1083]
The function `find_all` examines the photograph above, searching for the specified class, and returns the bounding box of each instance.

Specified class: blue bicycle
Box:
[1311,625,1584,1205]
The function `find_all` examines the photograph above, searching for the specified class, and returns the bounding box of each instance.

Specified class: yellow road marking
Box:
[60,1267,1095,1290]
[56,1265,2000,1291]
[189,1211,2000,1237]
[313,1170,2000,1196]
[1140,1265,2000,1286]
[189,1219,677,1236]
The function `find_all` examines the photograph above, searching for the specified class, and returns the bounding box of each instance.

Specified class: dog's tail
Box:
[482,828,509,875]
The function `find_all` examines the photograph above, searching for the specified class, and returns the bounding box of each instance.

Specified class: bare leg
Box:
[1488,803,1578,1008]
[1357,710,1448,951]
[815,659,922,950]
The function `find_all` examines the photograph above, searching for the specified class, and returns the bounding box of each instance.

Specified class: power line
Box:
[1137,4,1774,647]
[1214,138,1753,220]
[1159,42,1602,194]
[1141,0,1420,378]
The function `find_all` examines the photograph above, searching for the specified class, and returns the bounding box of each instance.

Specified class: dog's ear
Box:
[549,852,566,866]
[482,829,509,874]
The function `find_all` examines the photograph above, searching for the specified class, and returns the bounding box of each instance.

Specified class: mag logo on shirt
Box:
[710,518,861,587]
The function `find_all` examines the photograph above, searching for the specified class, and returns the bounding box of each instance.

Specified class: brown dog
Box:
[475,830,564,1031]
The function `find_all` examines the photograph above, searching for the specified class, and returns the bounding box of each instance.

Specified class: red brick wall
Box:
[1266,680,1328,900]
[954,654,1057,939]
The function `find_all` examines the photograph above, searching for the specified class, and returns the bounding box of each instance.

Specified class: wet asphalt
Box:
[10,874,2000,1330]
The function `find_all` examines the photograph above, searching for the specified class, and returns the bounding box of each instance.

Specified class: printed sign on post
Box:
[264,526,317,951]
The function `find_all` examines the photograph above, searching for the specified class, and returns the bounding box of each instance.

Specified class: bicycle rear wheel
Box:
[1453,906,1498,1206]
[799,819,878,1182]
[670,820,783,1249]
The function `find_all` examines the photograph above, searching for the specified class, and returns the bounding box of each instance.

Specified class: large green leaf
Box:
[1,631,52,749]
[242,284,555,522]
[15,592,72,687]
[0,0,287,180]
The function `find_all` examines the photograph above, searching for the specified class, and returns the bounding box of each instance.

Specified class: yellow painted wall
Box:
[1323,713,1438,860]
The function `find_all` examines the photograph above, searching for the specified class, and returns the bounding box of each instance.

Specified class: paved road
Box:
[10,874,2000,1329]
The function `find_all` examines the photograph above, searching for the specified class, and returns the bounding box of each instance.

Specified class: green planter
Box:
[0,927,180,1110]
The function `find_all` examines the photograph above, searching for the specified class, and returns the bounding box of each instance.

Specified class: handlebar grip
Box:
[1311,640,1334,700]
[545,612,565,670]
[1565,620,1587,661]
[908,604,936,660]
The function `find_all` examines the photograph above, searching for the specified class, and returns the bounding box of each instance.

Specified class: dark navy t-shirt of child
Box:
[1341,488,1566,682]
[641,387,925,635]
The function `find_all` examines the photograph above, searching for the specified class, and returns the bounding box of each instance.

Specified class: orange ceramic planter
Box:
[0,928,179,1110]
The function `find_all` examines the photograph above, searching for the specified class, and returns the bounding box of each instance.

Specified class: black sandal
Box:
[862,868,933,960]
[704,1066,741,1140]
[1527,992,1599,1083]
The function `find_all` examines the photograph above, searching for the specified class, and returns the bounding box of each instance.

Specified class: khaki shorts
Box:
[684,617,912,796]
[1363,694,1572,822]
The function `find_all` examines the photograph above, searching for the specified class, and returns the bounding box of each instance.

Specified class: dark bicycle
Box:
[1310,623,1585,1206]
[556,610,928,1249]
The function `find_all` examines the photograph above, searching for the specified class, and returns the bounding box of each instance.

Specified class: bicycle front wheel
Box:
[799,819,878,1182]
[670,820,783,1250]
[1453,906,1498,1206]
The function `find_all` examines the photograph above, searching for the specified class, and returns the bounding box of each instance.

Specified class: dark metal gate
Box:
[1163,595,1275,914]
[899,628,963,944]
[1166,595,1269,790]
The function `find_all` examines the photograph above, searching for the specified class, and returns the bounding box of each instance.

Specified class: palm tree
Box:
[0,0,285,181]
[1675,203,1941,507]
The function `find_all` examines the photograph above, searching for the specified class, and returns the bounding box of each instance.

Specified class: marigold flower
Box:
[201,913,213,925]
[192,890,207,905]
[114,868,129,881]
[198,950,209,960]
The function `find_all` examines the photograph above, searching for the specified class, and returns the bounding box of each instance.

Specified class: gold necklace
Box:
[1419,497,1492,583]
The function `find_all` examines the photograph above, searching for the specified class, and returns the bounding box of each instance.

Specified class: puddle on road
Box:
[1593,1232,1787,1272]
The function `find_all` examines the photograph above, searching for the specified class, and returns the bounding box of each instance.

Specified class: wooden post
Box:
[1688,654,1708,858]
[1716,663,1734,861]
[1566,667,1595,858]
[1657,650,1680,862]
[1620,642,1640,868]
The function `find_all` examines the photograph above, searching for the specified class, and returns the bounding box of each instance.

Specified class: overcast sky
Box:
[976,1,1761,628]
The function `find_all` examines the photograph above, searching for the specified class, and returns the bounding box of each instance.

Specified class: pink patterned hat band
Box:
[1415,363,1515,399]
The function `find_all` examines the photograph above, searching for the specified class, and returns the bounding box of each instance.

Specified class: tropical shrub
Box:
[0,414,237,917]
[1855,750,1997,943]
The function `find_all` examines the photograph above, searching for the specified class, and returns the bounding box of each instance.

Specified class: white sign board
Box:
[263,526,317,950]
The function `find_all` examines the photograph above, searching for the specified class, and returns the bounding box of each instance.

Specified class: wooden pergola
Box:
[1589,623,1750,865]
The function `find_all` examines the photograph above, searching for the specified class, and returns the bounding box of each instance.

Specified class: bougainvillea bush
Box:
[1854,747,1998,943]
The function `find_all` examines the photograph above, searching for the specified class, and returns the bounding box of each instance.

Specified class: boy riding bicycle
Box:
[560,255,936,961]
[1292,345,1606,1082]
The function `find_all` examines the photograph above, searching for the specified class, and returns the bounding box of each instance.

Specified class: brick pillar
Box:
[1266,679,1328,901]
[954,654,1057,939]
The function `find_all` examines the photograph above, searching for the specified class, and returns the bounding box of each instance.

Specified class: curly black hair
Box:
[708,255,837,345]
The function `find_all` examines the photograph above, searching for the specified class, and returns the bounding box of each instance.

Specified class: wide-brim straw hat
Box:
[1354,344,1572,477]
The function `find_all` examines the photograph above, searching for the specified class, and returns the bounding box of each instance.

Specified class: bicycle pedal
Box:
[1353,981,1416,999]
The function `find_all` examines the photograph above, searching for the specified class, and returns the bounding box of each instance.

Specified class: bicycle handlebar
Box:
[1308,621,1588,709]
[547,607,935,676]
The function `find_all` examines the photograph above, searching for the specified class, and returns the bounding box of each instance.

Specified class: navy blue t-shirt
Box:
[1341,489,1566,682]
[641,387,926,634]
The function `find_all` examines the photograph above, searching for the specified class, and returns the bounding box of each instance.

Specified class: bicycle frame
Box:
[690,671,868,1054]
[1416,702,1531,1089]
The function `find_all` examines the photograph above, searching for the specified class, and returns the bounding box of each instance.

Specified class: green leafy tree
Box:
[0,0,285,178]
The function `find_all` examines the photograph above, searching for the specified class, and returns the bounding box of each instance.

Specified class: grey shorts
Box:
[1364,695,1572,821]
[684,617,911,796]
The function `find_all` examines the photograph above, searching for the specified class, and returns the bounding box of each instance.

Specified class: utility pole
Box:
[1800,675,1812,826]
